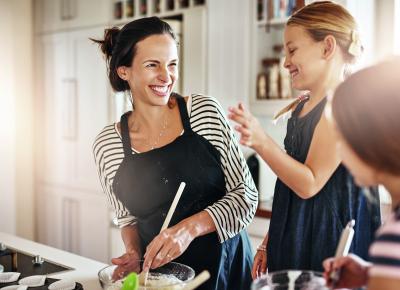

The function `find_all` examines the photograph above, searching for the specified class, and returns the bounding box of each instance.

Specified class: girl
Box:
[92,17,257,289]
[228,1,380,277]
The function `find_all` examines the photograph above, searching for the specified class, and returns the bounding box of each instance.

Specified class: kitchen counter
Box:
[0,232,108,290]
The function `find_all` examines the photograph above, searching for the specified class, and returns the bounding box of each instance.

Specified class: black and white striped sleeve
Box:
[93,125,137,228]
[190,95,259,242]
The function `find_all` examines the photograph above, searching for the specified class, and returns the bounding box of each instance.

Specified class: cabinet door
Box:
[69,27,109,191]
[40,32,76,186]
[35,0,109,33]
[66,0,110,29]
[36,186,64,249]
[40,28,109,191]
[36,185,109,262]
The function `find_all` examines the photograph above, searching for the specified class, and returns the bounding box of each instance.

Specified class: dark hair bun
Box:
[101,27,120,58]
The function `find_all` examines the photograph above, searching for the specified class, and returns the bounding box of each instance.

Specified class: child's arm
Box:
[229,104,340,199]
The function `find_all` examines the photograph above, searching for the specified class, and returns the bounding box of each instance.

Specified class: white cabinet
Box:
[36,26,110,262]
[39,27,109,191]
[35,0,110,33]
[37,185,110,262]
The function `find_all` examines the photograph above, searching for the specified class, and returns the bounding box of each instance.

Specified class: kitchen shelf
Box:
[111,0,206,24]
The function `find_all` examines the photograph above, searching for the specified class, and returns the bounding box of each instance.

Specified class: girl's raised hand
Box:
[228,103,265,149]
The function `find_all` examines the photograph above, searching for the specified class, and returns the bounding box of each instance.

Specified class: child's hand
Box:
[252,249,267,280]
[228,103,266,150]
[323,254,370,289]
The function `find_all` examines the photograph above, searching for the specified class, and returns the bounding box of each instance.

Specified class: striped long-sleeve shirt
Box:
[93,94,258,242]
[369,205,400,279]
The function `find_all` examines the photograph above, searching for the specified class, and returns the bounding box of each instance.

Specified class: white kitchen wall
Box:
[0,0,35,239]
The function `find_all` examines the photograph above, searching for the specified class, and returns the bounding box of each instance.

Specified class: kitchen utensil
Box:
[98,261,194,290]
[121,272,138,290]
[329,219,355,288]
[141,182,187,286]
[251,270,328,290]
[181,270,210,290]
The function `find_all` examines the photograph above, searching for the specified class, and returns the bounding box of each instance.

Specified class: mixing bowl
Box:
[251,270,328,290]
[98,261,195,290]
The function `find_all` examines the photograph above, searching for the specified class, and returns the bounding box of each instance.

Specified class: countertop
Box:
[0,232,108,290]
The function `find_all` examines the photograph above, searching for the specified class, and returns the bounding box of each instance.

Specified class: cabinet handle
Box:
[69,0,77,20]
[60,0,69,20]
[61,78,78,140]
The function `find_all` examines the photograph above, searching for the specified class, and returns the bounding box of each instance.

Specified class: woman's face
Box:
[337,133,379,187]
[283,25,326,91]
[124,34,178,106]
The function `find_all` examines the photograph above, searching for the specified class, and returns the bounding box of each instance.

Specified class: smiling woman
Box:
[91,17,258,290]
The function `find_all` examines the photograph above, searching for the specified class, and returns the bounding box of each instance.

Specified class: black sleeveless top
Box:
[267,97,381,272]
[112,96,253,289]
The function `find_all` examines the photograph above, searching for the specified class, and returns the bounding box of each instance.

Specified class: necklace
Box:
[144,111,169,150]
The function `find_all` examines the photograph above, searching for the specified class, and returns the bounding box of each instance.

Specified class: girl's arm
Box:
[229,104,340,199]
[255,114,340,198]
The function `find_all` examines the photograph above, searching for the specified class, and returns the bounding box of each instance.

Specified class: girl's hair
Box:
[332,57,400,176]
[274,1,362,120]
[91,17,177,92]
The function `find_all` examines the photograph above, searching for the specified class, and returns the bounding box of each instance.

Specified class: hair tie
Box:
[348,30,362,57]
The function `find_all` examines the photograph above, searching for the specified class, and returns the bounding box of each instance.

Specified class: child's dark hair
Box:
[91,17,177,92]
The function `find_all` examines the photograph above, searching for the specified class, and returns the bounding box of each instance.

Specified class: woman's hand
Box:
[228,103,266,150]
[111,251,142,281]
[252,248,267,280]
[323,254,370,289]
[143,221,196,271]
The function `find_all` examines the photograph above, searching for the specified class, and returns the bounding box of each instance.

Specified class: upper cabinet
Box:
[35,0,110,33]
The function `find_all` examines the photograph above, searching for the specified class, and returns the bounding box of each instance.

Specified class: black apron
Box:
[112,96,253,290]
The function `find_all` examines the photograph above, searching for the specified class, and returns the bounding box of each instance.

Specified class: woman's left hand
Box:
[142,221,195,270]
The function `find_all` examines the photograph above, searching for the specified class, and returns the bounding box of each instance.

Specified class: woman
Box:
[323,58,400,289]
[228,1,381,277]
[92,17,257,289]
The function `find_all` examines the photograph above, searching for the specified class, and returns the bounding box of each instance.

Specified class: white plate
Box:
[18,275,46,287]
[0,272,21,283]
[0,285,28,290]
[48,279,76,290]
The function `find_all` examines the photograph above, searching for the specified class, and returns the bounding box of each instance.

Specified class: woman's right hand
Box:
[252,248,267,280]
[111,251,141,281]
[228,103,267,150]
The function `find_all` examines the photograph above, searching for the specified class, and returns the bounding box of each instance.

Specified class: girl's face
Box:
[283,25,327,91]
[123,34,178,106]
[337,133,379,187]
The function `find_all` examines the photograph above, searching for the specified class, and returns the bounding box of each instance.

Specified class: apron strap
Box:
[120,111,133,157]
[175,94,192,133]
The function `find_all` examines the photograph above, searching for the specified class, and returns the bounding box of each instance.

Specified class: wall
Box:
[0,0,35,239]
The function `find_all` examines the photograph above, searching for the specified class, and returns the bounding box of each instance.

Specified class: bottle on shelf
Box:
[166,0,175,11]
[179,0,190,9]
[139,0,147,15]
[126,0,134,17]
[114,1,123,19]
